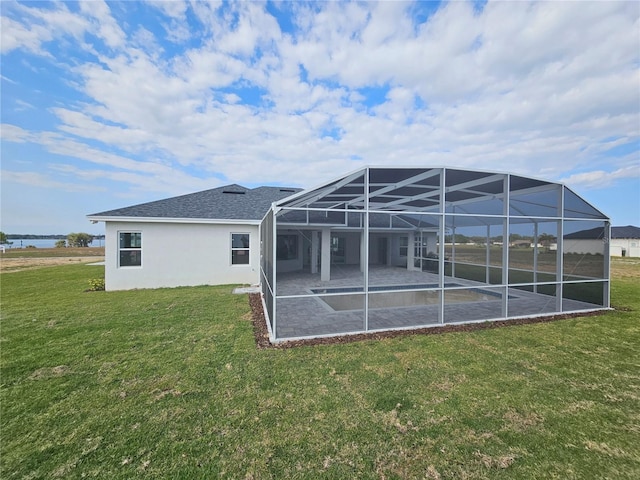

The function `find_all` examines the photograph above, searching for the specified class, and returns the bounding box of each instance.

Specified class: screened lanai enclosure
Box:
[260,167,610,342]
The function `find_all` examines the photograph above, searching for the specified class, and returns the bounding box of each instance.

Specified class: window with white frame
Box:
[231,233,250,265]
[119,232,142,267]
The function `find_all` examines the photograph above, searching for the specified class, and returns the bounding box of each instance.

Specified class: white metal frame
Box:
[260,166,610,342]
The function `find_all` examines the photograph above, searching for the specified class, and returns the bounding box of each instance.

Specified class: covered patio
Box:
[260,167,610,342]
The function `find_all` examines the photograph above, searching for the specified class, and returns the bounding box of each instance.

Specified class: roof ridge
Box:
[87,182,299,220]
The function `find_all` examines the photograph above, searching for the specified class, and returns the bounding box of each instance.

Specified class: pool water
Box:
[318,288,503,312]
[311,283,458,294]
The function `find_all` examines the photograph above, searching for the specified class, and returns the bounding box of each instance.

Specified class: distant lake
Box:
[4,238,105,249]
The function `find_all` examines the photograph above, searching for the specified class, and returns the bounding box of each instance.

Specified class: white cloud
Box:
[1,123,31,141]
[1,122,215,195]
[78,0,126,49]
[0,15,50,54]
[144,0,188,20]
[560,164,640,190]
[14,99,34,110]
[215,2,281,57]
[0,2,89,55]
[1,170,98,192]
[49,164,214,197]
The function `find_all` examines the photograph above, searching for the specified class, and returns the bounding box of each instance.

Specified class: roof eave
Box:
[86,215,261,226]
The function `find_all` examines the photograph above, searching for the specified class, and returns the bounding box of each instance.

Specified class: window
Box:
[399,236,408,257]
[277,234,298,260]
[231,233,250,265]
[119,232,141,267]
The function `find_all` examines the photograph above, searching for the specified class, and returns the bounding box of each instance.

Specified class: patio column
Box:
[321,228,331,282]
[533,222,538,293]
[556,190,564,313]
[451,226,456,279]
[485,225,491,284]
[360,231,366,272]
[310,230,319,274]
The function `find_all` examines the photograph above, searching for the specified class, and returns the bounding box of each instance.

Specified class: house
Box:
[563,225,640,257]
[87,184,300,290]
[563,226,607,255]
[89,166,611,342]
[610,225,640,257]
[509,239,532,248]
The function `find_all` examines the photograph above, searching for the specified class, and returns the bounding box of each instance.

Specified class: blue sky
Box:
[1,0,639,235]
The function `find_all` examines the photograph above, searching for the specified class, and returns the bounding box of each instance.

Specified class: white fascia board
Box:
[86,215,261,226]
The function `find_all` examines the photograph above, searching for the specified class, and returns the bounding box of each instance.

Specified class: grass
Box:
[446,245,606,278]
[1,246,105,258]
[1,258,639,479]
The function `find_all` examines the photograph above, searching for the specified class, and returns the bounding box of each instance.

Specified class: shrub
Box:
[67,233,93,247]
[87,278,105,291]
[55,240,67,248]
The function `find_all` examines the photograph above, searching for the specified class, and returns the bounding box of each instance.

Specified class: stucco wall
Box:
[276,231,305,273]
[563,239,606,255]
[610,239,640,257]
[389,234,408,267]
[105,221,260,291]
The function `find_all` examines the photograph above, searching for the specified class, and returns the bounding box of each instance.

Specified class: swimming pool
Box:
[311,283,461,294]
[310,284,513,312]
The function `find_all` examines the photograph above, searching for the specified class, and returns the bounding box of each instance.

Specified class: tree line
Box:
[0,232,98,248]
[56,233,95,248]
[445,233,557,244]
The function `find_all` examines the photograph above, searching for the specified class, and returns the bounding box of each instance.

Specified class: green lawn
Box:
[1,260,639,479]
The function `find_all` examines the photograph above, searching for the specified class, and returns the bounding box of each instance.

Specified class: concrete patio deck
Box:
[270,265,603,340]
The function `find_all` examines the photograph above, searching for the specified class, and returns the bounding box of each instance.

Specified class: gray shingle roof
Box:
[564,227,606,240]
[88,184,301,221]
[612,225,640,239]
[564,225,639,240]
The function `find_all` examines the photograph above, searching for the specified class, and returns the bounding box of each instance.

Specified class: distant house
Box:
[610,225,640,257]
[563,225,640,257]
[563,226,607,255]
[509,239,531,248]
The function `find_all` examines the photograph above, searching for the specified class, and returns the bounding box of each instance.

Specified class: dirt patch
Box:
[584,440,630,458]
[29,365,71,380]
[502,409,543,432]
[249,293,273,349]
[475,451,516,469]
[0,256,103,273]
[248,293,606,349]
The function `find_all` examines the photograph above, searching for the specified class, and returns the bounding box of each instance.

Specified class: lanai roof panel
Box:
[274,166,609,221]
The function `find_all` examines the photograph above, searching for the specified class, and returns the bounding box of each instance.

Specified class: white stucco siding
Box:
[276,231,305,273]
[345,232,361,264]
[563,239,606,255]
[610,245,624,257]
[105,221,260,291]
[389,234,408,267]
[610,239,640,257]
